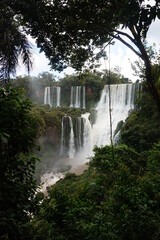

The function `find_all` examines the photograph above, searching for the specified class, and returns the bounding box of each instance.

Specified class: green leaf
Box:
[0,132,10,143]
[157,9,160,19]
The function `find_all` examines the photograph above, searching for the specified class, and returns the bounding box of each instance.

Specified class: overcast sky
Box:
[16,16,160,82]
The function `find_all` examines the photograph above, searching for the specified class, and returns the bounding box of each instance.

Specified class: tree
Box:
[1,1,160,111]
[40,0,160,112]
[0,0,33,83]
[0,87,39,240]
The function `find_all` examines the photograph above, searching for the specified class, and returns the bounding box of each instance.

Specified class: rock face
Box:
[86,87,92,96]
[45,126,60,145]
[69,164,88,175]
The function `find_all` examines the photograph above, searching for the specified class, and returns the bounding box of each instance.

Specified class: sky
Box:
[16,12,160,82]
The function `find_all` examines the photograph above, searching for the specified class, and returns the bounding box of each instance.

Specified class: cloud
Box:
[147,18,160,47]
[98,41,139,82]
[16,36,75,79]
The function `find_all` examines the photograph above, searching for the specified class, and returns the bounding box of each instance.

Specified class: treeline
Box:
[10,70,132,107]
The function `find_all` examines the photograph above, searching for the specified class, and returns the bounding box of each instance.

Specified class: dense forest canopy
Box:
[1,0,160,110]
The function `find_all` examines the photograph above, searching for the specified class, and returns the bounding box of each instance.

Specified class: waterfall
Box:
[44,86,61,107]
[41,83,139,187]
[61,84,137,161]
[70,86,86,108]
[75,86,81,108]
[56,86,61,107]
[44,87,52,107]
[60,115,75,158]
[76,117,83,148]
[68,116,75,158]
[81,112,93,156]
[60,116,64,156]
[60,115,70,156]
[92,83,136,147]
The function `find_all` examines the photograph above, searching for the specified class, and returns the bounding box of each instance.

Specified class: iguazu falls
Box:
[1,1,160,239]
[43,83,138,160]
[39,77,140,189]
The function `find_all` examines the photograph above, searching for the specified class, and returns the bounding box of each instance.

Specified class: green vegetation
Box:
[59,71,104,108]
[11,72,56,104]
[29,144,160,240]
[120,85,160,152]
[1,69,160,239]
[11,70,131,110]
[26,76,160,239]
[1,79,160,239]
[30,105,87,182]
[2,0,159,110]
[1,0,160,238]
[0,87,39,240]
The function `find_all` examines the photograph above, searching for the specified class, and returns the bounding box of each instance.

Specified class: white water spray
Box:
[44,87,52,107]
[70,86,86,108]
[44,86,61,107]
[76,117,82,147]
[68,116,75,158]
[53,86,61,107]
[41,83,138,190]
[92,84,135,147]
[81,112,93,157]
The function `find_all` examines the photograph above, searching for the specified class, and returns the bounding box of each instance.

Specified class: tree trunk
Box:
[130,26,160,114]
[145,61,160,113]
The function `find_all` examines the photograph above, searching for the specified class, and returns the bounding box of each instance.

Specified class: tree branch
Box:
[113,29,137,45]
[101,26,142,58]
[112,33,142,58]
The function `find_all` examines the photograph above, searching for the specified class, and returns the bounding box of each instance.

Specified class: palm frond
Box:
[0,8,33,84]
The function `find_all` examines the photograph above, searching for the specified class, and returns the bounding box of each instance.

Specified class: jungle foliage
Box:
[29,143,160,240]
[1,0,160,239]
[0,87,39,240]
[31,104,86,182]
[120,83,160,152]
[1,80,160,239]
[27,73,160,240]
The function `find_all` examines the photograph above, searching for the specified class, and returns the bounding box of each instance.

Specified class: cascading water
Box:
[75,117,83,148]
[68,116,75,158]
[81,112,93,157]
[44,86,61,107]
[70,86,86,108]
[92,83,136,147]
[61,83,138,159]
[53,86,61,107]
[60,115,75,158]
[44,87,52,107]
[70,87,74,108]
[60,115,65,156]
[41,83,139,192]
[56,87,61,107]
[75,86,81,108]
[60,115,70,156]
